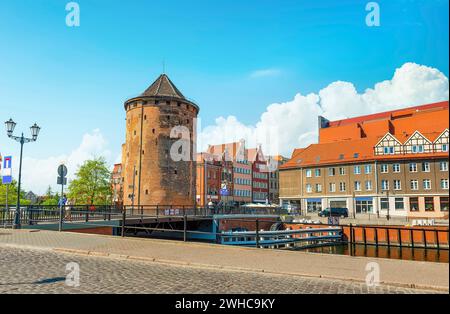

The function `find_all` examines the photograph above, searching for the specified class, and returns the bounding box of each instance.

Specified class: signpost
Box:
[2,156,12,225]
[57,164,68,231]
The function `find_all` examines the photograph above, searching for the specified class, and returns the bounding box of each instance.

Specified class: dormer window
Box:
[412,145,424,153]
[383,146,395,155]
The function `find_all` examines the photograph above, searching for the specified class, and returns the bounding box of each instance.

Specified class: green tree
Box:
[68,157,112,205]
[40,186,59,206]
[0,180,31,206]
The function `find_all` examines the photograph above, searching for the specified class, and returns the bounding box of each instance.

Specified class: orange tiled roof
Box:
[328,101,448,128]
[282,101,449,170]
[320,101,449,143]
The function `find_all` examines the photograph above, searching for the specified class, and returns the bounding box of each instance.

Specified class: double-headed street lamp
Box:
[5,119,41,229]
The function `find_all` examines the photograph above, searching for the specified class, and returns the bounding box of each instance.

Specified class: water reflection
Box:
[299,244,449,263]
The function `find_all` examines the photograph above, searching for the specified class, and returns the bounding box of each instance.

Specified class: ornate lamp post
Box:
[5,119,41,229]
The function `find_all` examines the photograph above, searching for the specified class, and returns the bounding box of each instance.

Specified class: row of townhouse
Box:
[196,140,287,207]
[280,101,449,219]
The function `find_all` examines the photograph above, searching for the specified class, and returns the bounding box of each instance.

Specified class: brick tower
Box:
[121,74,199,207]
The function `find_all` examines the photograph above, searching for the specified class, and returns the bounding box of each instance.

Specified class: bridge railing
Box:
[0,204,287,226]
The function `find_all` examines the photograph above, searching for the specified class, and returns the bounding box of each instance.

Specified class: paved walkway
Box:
[0,247,439,294]
[0,229,448,291]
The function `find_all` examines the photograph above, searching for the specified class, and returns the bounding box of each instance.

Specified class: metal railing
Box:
[0,204,288,227]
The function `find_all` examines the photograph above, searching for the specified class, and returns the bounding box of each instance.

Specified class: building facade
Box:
[280,102,449,219]
[196,152,225,207]
[266,155,289,204]
[248,146,269,204]
[121,74,199,207]
[207,140,252,205]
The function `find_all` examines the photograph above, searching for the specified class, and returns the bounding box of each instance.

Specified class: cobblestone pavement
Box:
[0,247,441,294]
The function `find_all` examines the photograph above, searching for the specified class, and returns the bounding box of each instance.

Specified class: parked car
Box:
[318,207,349,218]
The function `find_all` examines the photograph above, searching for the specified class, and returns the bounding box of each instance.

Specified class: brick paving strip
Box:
[0,229,448,292]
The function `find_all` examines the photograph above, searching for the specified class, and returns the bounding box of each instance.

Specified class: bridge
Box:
[0,205,344,249]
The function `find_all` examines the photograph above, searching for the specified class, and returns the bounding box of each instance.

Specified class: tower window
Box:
[177,102,181,107]
[152,129,155,134]
[144,115,147,120]
[174,169,178,175]
[145,190,149,195]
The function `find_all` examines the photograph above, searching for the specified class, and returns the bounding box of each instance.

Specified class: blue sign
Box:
[220,189,229,196]
[2,156,12,184]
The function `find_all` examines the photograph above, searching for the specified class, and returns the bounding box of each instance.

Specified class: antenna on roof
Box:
[162,59,166,74]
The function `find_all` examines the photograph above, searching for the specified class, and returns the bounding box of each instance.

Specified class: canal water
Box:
[300,244,449,263]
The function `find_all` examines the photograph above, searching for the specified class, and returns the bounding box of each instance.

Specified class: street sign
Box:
[58,164,68,177]
[57,177,67,185]
[2,156,12,184]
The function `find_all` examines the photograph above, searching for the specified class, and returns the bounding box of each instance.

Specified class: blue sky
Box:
[0,0,448,193]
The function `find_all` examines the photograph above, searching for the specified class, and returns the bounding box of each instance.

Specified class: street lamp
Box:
[5,119,41,229]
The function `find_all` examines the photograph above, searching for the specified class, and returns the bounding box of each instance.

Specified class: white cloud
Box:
[199,62,449,157]
[249,68,282,79]
[17,129,112,195]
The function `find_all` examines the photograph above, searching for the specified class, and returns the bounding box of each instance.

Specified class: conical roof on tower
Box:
[141,74,186,99]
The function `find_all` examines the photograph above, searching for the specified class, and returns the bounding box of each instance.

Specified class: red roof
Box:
[282,101,449,170]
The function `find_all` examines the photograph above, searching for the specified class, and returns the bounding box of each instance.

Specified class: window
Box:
[315,184,322,193]
[328,168,336,176]
[440,197,449,212]
[393,164,401,173]
[306,169,312,178]
[410,180,419,190]
[441,179,449,190]
[395,198,404,210]
[339,167,345,175]
[423,179,431,190]
[354,181,362,191]
[381,164,389,173]
[315,169,321,177]
[356,200,374,214]
[381,180,389,190]
[380,198,389,210]
[410,197,419,212]
[409,163,417,172]
[339,182,346,192]
[306,184,312,193]
[364,165,372,174]
[365,180,373,191]
[394,180,402,190]
[412,145,424,153]
[384,146,395,155]
[440,161,448,171]
[329,183,336,192]
[425,197,434,211]
[422,162,430,172]
[442,144,449,152]
[354,166,361,175]
[307,201,322,213]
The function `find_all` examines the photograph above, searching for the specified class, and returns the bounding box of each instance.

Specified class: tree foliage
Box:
[68,157,112,205]
[0,180,30,206]
[40,186,60,206]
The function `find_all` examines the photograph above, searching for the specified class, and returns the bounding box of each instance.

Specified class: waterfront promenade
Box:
[0,229,448,293]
